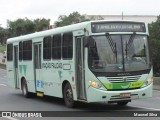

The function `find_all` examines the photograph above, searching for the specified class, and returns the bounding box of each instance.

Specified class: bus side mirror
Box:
[83,36,95,47]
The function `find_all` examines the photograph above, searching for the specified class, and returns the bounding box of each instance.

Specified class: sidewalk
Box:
[0,63,6,69]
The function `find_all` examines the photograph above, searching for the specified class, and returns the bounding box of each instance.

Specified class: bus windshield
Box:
[88,34,150,73]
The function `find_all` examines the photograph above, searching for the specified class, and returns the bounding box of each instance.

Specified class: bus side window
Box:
[23,40,32,60]
[43,36,51,60]
[52,34,61,59]
[19,41,23,61]
[62,32,73,59]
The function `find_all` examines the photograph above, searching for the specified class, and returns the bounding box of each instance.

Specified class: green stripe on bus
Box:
[103,80,145,90]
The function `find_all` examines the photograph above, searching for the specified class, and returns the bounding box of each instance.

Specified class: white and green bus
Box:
[7,20,153,107]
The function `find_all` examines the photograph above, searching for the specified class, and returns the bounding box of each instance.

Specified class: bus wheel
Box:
[117,101,128,106]
[21,79,31,98]
[63,83,75,108]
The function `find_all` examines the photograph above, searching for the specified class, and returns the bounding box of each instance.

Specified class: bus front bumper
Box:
[86,83,153,103]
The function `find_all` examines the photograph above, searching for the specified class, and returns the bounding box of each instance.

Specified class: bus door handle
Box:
[8,70,13,72]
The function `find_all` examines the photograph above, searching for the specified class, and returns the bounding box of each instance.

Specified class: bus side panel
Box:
[7,61,15,88]
[42,65,63,97]
[19,61,36,93]
[42,60,77,99]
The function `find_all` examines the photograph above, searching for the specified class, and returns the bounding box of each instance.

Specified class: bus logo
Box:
[123,77,127,82]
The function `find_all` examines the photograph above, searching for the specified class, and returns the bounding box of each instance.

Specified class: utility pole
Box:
[122,12,124,20]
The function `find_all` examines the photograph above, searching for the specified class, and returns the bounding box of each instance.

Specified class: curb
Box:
[153,85,160,91]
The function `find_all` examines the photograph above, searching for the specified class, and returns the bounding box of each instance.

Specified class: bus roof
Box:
[7,21,91,44]
[7,20,146,44]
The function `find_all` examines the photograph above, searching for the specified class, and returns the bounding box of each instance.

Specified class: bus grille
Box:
[107,75,141,83]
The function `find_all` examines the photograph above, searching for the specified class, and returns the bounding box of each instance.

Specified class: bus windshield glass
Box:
[88,34,150,72]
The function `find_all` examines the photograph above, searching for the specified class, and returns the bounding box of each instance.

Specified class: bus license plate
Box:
[120,93,131,97]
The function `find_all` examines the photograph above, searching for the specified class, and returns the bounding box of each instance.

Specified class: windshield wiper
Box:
[105,33,117,63]
[126,32,136,50]
[106,33,115,52]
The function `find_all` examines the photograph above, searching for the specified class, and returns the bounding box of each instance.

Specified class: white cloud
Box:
[0,0,160,27]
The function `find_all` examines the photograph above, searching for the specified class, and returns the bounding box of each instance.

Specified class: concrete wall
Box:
[84,15,157,24]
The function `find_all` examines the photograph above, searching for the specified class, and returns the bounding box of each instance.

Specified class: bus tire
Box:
[117,101,128,106]
[63,83,75,108]
[21,79,31,98]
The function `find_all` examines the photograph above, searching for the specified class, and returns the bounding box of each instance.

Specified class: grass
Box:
[0,44,6,53]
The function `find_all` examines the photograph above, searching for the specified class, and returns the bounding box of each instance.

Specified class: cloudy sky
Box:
[0,0,160,27]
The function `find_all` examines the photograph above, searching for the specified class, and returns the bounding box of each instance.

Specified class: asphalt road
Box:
[0,68,160,120]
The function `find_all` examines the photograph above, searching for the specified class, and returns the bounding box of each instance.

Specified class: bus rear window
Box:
[7,44,13,61]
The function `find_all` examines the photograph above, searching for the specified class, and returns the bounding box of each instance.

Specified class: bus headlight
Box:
[142,77,153,87]
[89,80,106,90]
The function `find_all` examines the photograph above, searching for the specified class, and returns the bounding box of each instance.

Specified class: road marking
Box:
[3,117,19,120]
[0,84,7,86]
[131,105,160,111]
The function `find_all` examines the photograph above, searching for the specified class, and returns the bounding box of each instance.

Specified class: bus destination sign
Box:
[91,22,146,33]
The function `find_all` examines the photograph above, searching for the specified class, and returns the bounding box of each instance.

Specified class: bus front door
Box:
[76,37,86,100]
[34,43,43,93]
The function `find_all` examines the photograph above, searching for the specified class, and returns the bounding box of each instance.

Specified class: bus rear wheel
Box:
[21,79,31,98]
[63,83,75,108]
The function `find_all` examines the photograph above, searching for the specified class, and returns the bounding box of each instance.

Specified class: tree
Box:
[34,18,50,31]
[54,11,103,27]
[54,12,85,27]
[7,18,50,37]
[0,27,8,45]
[148,16,160,75]
[7,18,35,37]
